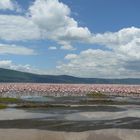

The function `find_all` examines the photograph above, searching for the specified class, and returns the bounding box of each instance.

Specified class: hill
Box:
[0,68,140,84]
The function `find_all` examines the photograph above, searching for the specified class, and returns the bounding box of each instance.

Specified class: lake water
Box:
[0,96,140,139]
[0,104,140,131]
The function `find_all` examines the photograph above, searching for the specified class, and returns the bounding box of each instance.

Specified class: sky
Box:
[0,0,140,78]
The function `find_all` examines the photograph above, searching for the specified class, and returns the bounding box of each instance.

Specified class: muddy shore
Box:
[0,129,140,140]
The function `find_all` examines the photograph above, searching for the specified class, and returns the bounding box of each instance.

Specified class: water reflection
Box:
[1,96,140,132]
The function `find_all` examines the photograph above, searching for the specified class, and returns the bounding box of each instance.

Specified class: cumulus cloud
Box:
[0,60,61,75]
[0,60,31,72]
[0,0,90,50]
[0,0,20,11]
[90,27,140,59]
[0,44,36,55]
[57,49,140,78]
[0,15,40,41]
[28,0,91,50]
[87,27,140,74]
[57,49,121,78]
[0,60,43,74]
[91,27,140,46]
[28,0,140,55]
[67,26,140,78]
[0,0,139,77]
[0,0,139,54]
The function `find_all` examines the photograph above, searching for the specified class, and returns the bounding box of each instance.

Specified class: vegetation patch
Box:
[87,91,107,98]
[16,103,70,108]
[80,98,130,105]
[0,104,7,109]
[0,97,20,103]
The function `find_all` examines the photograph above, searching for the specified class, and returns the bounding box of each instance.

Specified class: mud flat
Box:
[0,129,140,140]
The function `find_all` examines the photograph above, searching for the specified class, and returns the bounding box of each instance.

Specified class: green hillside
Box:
[0,68,140,84]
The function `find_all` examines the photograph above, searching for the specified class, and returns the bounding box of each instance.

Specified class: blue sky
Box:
[0,0,140,78]
[62,0,140,32]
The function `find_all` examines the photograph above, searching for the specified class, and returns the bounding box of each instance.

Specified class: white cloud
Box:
[116,38,140,60]
[0,60,40,74]
[0,15,41,41]
[0,60,30,71]
[48,46,57,50]
[0,44,36,55]
[0,60,12,68]
[0,60,61,75]
[65,54,78,60]
[57,49,119,78]
[0,0,20,11]
[60,44,75,50]
[91,27,140,46]
[57,49,140,78]
[0,0,139,54]
[0,0,139,77]
[90,27,140,61]
[28,0,140,54]
[28,0,91,50]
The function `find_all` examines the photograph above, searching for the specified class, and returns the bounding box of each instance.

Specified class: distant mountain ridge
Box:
[0,68,140,84]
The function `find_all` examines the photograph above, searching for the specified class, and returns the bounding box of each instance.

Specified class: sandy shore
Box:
[0,129,140,140]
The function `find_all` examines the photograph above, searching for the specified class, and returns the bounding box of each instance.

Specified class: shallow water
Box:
[21,95,140,105]
[0,104,140,131]
[0,108,52,120]
[1,96,140,133]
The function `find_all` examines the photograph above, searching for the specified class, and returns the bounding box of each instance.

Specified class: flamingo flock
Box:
[0,83,140,98]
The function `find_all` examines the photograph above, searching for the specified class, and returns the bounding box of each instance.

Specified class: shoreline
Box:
[0,129,140,140]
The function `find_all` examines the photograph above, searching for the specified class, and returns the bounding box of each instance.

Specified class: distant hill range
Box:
[0,68,140,84]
